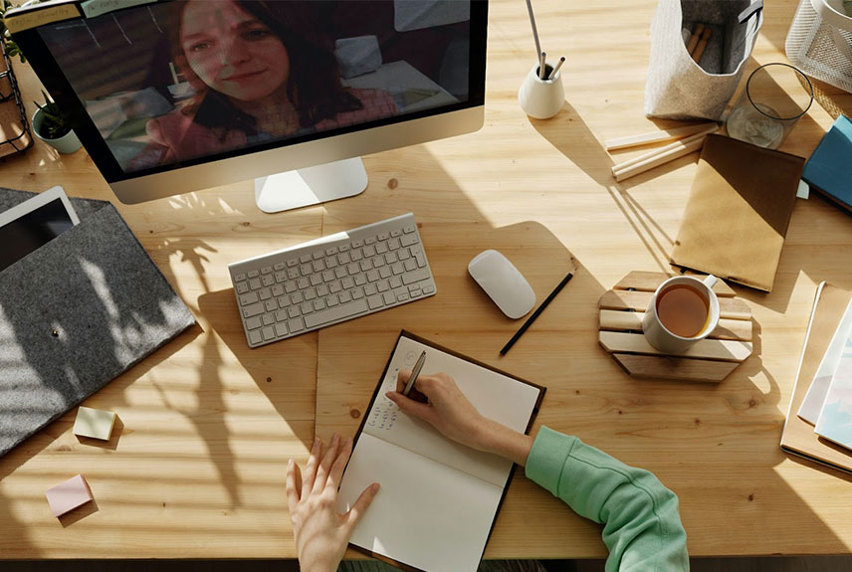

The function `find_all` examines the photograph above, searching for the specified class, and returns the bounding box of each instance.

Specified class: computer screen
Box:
[9,0,487,210]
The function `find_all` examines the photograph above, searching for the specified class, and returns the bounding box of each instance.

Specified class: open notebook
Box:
[337,331,545,572]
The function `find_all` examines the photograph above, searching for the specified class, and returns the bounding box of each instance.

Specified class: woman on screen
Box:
[130,0,397,169]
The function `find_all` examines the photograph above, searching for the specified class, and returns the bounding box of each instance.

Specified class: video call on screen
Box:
[39,1,473,174]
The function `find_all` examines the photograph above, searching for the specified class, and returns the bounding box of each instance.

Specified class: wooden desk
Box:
[1,0,851,560]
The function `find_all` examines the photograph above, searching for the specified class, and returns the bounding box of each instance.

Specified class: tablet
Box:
[0,186,80,271]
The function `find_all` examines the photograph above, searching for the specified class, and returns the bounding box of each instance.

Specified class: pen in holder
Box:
[518,62,564,119]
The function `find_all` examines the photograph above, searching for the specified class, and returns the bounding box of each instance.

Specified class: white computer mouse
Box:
[468,250,536,319]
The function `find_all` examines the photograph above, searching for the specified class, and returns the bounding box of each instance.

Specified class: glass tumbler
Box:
[725,63,814,149]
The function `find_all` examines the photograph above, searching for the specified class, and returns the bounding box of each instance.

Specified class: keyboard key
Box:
[365,237,376,245]
[317,284,330,297]
[265,299,277,312]
[272,284,284,296]
[326,257,338,269]
[313,260,325,272]
[423,284,435,294]
[339,290,352,303]
[289,318,305,332]
[234,272,247,281]
[326,295,339,307]
[291,292,304,304]
[385,252,398,264]
[259,288,272,300]
[390,229,402,238]
[245,316,262,330]
[367,294,383,309]
[301,302,313,314]
[351,288,365,299]
[261,266,273,275]
[335,267,347,279]
[288,306,301,318]
[402,269,432,285]
[390,276,402,289]
[236,281,249,294]
[278,296,290,308]
[352,240,364,248]
[378,232,389,241]
[379,266,392,279]
[304,299,368,328]
[313,299,326,311]
[285,281,297,293]
[275,323,288,337]
[297,278,309,289]
[403,225,416,233]
[263,314,274,326]
[351,250,363,261]
[342,277,355,289]
[286,259,298,268]
[372,256,385,268]
[240,292,259,305]
[242,302,264,318]
[288,268,299,280]
[249,330,262,345]
[403,259,417,272]
[398,249,411,261]
[401,234,417,247]
[367,269,380,282]
[365,283,378,296]
[325,247,338,256]
[391,263,404,275]
[310,274,322,286]
[249,278,261,290]
[354,274,367,286]
[262,326,275,340]
[262,275,274,287]
[383,291,395,305]
[313,251,324,260]
[273,262,285,271]
[377,280,389,292]
[248,270,260,278]
[275,309,288,321]
[338,252,350,265]
[300,255,311,263]
[300,264,312,276]
[304,288,317,301]
[375,242,388,255]
[388,237,401,250]
[339,244,350,252]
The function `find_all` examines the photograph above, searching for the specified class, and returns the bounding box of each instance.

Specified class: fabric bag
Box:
[645,0,764,121]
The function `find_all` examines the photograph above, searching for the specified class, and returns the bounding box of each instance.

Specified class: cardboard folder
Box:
[0,188,195,457]
[670,134,805,292]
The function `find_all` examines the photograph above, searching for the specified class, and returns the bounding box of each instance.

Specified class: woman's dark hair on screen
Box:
[164,0,362,136]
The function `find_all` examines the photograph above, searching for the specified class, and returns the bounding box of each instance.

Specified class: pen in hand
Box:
[401,351,428,403]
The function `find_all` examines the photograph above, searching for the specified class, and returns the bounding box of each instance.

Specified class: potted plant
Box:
[32,90,80,154]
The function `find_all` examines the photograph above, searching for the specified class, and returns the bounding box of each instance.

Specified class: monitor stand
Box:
[254,157,368,213]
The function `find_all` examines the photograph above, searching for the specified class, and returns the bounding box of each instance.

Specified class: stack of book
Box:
[781,282,852,473]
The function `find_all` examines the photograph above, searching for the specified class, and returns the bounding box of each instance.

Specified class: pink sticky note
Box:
[45,475,93,517]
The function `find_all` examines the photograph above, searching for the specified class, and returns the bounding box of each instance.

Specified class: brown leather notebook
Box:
[670,134,805,292]
[781,282,852,475]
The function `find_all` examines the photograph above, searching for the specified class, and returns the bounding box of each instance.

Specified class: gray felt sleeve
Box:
[0,188,195,457]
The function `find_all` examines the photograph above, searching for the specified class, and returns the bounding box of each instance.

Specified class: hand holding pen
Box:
[400,351,428,403]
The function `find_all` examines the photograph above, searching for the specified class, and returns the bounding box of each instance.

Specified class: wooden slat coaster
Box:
[598,271,753,383]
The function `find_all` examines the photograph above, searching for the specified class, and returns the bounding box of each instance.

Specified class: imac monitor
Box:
[8,0,487,212]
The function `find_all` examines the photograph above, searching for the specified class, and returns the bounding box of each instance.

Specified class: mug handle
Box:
[703,274,718,289]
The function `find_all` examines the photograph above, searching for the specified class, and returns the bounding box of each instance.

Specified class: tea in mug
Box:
[655,284,709,338]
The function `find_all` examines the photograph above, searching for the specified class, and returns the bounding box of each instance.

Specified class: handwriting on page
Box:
[367,367,402,431]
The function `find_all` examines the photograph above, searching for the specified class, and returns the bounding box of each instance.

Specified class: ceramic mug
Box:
[642,274,720,353]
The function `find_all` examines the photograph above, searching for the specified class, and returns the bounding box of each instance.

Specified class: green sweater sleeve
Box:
[524,426,688,572]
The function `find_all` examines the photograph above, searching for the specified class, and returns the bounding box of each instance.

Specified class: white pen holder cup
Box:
[642,274,720,354]
[518,62,565,119]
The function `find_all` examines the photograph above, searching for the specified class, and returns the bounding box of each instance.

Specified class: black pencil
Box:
[500,270,575,355]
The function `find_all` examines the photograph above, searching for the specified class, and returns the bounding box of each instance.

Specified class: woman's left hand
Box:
[286,434,380,572]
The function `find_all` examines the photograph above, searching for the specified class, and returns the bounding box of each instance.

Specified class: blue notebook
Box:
[802,115,852,214]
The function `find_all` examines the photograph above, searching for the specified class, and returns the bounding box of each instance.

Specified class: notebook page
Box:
[337,433,503,572]
[798,299,852,424]
[815,335,852,449]
[363,334,541,486]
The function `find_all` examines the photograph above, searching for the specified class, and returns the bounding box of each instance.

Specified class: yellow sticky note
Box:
[73,406,116,441]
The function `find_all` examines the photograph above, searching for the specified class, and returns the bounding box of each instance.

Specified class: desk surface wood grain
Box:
[1,0,851,560]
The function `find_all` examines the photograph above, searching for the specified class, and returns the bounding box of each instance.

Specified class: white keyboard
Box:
[229,213,437,348]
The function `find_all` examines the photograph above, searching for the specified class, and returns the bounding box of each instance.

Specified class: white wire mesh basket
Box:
[786,0,852,93]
